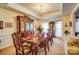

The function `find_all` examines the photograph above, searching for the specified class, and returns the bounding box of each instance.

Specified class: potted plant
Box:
[37,25,43,33]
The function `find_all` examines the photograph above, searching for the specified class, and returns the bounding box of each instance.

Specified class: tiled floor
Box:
[0,38,65,55]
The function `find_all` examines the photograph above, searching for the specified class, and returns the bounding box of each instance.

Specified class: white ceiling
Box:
[19,3,62,16]
[18,3,62,21]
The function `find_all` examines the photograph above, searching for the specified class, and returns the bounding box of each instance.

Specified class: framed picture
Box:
[5,22,13,28]
[70,21,72,27]
[0,21,3,29]
[65,23,67,27]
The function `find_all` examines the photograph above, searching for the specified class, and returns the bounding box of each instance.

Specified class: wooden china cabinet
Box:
[17,15,34,37]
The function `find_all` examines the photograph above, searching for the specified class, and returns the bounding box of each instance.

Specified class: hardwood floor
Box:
[0,38,65,55]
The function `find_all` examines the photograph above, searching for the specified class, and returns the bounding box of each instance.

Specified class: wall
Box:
[62,14,75,36]
[0,7,23,49]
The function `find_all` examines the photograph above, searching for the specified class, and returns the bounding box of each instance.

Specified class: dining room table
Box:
[21,34,49,55]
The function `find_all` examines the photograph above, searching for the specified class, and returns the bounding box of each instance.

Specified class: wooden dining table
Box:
[21,35,49,55]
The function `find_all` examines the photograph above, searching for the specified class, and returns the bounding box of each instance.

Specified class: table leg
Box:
[47,41,50,51]
[35,46,38,55]
[44,42,47,55]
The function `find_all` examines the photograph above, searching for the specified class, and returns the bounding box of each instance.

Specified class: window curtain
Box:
[54,21,62,37]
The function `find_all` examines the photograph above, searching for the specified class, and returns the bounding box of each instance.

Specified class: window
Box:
[54,21,62,37]
[75,18,79,32]
[42,22,49,33]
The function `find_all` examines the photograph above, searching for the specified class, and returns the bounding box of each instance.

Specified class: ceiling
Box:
[19,3,62,17]
[0,3,62,21]
[0,3,74,21]
[0,3,78,21]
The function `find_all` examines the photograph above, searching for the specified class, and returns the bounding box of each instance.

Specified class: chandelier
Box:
[37,4,47,17]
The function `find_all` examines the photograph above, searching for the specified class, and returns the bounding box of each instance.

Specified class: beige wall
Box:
[62,14,75,36]
[0,7,23,49]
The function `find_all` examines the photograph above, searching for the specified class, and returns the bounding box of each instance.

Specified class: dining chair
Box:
[39,40,48,55]
[12,32,34,55]
[32,41,47,55]
[47,33,53,46]
[34,34,48,55]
